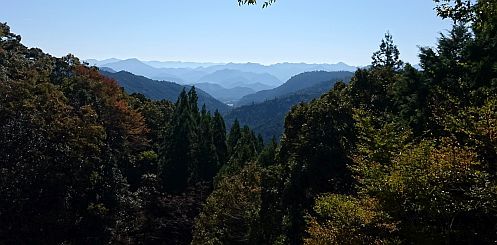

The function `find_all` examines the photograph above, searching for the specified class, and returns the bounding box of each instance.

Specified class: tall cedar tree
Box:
[212,110,228,167]
[159,89,195,193]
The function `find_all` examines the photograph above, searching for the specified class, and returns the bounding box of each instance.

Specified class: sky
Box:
[1,0,452,66]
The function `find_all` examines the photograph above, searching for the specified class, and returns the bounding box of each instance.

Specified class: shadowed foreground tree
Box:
[192,163,263,244]
[0,23,149,243]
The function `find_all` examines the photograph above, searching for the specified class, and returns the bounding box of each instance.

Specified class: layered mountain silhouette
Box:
[194,83,257,104]
[191,62,356,81]
[235,71,354,106]
[87,58,357,103]
[196,69,279,88]
[100,70,231,114]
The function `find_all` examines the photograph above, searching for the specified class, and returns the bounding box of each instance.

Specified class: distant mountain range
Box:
[86,58,358,102]
[198,62,357,82]
[236,71,354,106]
[196,69,279,89]
[100,70,231,114]
[143,61,225,69]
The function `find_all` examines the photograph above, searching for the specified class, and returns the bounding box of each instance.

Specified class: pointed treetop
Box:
[176,88,189,107]
[371,32,403,70]
[188,86,199,114]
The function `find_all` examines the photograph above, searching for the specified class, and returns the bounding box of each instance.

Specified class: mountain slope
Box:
[103,58,161,76]
[196,69,281,88]
[99,67,117,73]
[225,80,342,141]
[100,70,231,114]
[193,83,255,104]
[86,58,121,66]
[236,71,353,106]
[102,59,186,84]
[151,68,207,84]
[198,62,357,81]
[268,62,356,81]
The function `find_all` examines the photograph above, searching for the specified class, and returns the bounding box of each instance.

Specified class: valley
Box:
[96,60,355,141]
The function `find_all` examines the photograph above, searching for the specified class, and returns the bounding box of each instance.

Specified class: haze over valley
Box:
[88,58,357,103]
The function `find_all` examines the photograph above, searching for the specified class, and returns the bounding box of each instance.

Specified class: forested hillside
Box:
[1,0,497,244]
[225,80,339,141]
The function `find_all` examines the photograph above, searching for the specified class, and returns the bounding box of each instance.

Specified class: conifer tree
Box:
[371,32,403,70]
[257,136,277,167]
[212,110,228,167]
[227,119,241,156]
[188,86,200,122]
[229,126,259,167]
[159,89,194,192]
[195,105,220,182]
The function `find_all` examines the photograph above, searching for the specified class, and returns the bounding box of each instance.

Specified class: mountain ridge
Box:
[193,83,256,104]
[236,71,354,106]
[86,58,358,83]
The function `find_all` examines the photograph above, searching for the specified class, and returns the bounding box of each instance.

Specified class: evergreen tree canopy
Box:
[371,32,403,70]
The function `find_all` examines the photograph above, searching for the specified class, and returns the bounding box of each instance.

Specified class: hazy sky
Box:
[1,0,452,66]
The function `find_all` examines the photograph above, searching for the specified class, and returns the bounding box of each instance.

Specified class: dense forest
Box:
[1,0,497,244]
